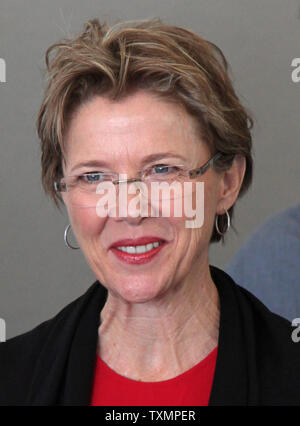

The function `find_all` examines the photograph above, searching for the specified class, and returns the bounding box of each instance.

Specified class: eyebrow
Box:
[70,160,109,173]
[70,152,188,173]
[140,152,188,166]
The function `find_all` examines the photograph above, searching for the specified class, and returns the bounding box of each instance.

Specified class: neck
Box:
[97,263,220,382]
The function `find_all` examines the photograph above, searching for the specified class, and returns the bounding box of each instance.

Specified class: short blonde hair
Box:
[36,17,253,242]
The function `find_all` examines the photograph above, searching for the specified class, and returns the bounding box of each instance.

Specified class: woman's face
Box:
[62,91,224,303]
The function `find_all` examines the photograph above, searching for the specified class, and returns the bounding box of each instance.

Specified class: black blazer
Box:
[0,266,299,406]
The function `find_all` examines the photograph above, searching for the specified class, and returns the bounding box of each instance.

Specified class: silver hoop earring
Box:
[64,224,80,250]
[215,209,231,236]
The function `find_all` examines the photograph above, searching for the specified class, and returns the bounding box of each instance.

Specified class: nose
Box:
[111,179,151,224]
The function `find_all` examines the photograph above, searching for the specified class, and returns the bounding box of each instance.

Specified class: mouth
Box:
[109,236,167,265]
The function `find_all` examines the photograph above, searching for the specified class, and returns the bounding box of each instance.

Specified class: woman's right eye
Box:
[79,172,105,183]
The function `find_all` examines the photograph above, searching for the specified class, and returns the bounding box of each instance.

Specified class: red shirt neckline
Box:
[96,346,218,385]
[90,346,218,406]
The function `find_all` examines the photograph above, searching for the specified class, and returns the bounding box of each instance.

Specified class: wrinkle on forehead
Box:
[63,92,206,172]
[73,91,191,128]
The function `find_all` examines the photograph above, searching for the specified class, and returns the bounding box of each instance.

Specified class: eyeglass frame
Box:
[54,152,229,193]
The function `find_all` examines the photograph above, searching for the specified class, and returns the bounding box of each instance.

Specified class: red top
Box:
[90,346,218,406]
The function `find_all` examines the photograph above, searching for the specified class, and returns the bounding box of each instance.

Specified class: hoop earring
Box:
[215,209,231,236]
[64,224,80,250]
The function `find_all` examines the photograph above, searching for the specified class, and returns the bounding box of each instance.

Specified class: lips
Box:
[109,236,167,265]
[109,236,166,249]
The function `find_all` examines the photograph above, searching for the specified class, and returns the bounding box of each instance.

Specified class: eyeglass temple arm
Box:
[188,152,223,178]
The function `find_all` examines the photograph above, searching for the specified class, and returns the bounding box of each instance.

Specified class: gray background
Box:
[0,0,299,339]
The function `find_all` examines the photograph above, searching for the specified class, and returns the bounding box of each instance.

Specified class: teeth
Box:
[136,245,145,254]
[116,241,162,254]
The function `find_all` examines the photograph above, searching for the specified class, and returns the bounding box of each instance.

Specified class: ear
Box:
[216,155,246,214]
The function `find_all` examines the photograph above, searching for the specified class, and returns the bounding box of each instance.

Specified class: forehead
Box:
[63,91,206,169]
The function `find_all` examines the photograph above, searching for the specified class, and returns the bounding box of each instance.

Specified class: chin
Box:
[111,277,166,304]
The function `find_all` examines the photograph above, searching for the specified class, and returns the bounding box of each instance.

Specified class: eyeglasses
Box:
[54,152,225,208]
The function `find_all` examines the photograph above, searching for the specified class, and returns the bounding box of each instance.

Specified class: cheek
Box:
[182,181,218,246]
[169,219,206,268]
[171,182,215,232]
[205,186,218,219]
[67,207,105,241]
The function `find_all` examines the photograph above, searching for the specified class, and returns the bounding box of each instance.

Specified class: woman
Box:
[0,18,299,406]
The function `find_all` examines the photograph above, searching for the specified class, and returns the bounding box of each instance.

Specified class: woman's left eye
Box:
[151,165,181,174]
[152,165,174,174]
